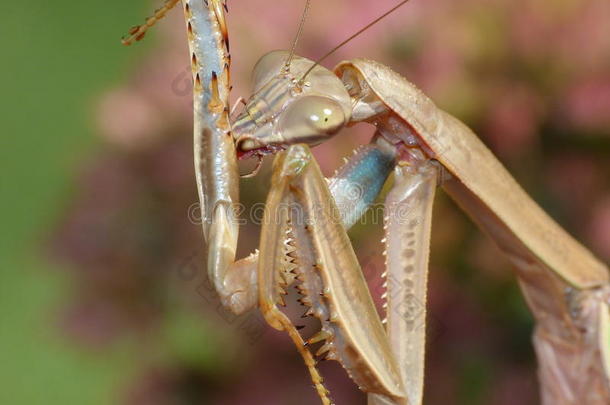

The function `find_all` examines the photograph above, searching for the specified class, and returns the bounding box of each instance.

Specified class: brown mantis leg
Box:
[443,173,610,404]
[257,144,406,404]
[368,157,439,405]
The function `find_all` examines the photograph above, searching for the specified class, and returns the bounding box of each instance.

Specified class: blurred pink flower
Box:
[561,76,610,132]
[483,83,544,157]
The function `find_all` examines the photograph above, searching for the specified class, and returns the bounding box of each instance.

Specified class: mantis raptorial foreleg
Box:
[364,159,437,405]
[259,144,406,402]
[368,160,438,405]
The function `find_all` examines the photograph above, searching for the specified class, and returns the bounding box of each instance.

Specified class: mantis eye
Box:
[278,96,346,146]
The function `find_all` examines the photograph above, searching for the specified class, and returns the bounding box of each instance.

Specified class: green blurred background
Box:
[1,1,151,403]
[1,1,608,404]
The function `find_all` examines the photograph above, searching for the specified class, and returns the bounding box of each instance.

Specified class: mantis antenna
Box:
[284,0,313,71]
[299,0,412,83]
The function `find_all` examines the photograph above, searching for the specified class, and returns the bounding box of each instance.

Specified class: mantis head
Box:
[232,51,352,158]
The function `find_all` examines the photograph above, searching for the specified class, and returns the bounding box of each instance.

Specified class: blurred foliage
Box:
[0,1,153,403]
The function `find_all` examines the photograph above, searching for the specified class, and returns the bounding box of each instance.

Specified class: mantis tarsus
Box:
[123,1,610,404]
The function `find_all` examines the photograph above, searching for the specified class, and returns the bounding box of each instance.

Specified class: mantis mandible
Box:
[123,1,610,404]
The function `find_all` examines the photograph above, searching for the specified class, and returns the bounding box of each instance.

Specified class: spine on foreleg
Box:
[182,0,239,296]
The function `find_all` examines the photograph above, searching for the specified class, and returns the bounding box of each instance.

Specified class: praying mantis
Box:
[123,1,610,404]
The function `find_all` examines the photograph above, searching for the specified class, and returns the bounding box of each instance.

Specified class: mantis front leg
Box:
[368,159,438,405]
[122,3,237,293]
[259,144,406,404]
[258,143,444,405]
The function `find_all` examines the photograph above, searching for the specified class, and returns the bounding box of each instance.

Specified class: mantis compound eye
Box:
[277,95,346,146]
